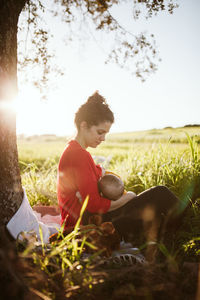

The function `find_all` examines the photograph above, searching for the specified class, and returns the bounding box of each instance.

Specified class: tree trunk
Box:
[0,0,26,225]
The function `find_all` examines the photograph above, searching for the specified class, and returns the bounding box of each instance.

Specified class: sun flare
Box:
[15,87,75,136]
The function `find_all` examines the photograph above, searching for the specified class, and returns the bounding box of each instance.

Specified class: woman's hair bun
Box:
[86,91,106,105]
[74,91,114,129]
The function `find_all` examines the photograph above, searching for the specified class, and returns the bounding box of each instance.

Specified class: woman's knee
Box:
[151,185,168,192]
[152,185,179,211]
[151,185,176,198]
[143,186,170,201]
[152,185,171,195]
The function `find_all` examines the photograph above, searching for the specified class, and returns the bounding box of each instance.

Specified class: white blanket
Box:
[6,188,59,244]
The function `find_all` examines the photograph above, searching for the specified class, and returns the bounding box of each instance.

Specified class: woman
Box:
[57,91,179,247]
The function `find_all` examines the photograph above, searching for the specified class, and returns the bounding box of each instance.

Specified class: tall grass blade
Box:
[39,225,45,256]
[74,195,89,232]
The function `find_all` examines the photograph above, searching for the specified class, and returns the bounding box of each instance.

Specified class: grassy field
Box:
[17,126,200,205]
[15,126,200,299]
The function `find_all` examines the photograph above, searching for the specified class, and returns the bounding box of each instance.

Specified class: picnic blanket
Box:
[33,205,61,226]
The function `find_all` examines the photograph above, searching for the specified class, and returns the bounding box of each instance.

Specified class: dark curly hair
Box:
[74,91,114,129]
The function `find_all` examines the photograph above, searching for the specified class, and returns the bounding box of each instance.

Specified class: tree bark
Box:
[0,0,26,225]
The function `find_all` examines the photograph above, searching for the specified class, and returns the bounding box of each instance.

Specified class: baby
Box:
[76,172,134,203]
[98,173,125,200]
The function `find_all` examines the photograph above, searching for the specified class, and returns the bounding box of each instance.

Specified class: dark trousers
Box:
[83,186,179,246]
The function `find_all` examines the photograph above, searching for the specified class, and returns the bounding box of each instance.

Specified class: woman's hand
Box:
[108,191,136,212]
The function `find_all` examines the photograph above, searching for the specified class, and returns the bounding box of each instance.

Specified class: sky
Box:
[16,0,200,136]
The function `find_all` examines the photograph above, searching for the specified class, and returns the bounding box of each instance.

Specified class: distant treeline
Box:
[184,124,200,127]
[17,125,200,142]
[164,124,200,129]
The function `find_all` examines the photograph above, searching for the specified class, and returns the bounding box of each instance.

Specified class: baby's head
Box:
[98,174,124,200]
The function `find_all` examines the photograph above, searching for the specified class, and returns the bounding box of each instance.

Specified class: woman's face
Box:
[82,121,112,148]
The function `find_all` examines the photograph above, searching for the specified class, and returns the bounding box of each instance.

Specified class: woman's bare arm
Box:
[108,191,136,212]
[76,190,136,211]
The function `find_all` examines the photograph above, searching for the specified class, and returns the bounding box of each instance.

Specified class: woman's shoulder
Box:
[62,140,90,161]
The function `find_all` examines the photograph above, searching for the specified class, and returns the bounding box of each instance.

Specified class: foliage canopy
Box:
[18,0,179,91]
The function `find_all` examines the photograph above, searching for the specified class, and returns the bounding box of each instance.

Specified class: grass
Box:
[15,126,200,299]
[17,126,200,206]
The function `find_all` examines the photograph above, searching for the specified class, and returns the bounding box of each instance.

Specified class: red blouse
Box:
[57,140,111,227]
